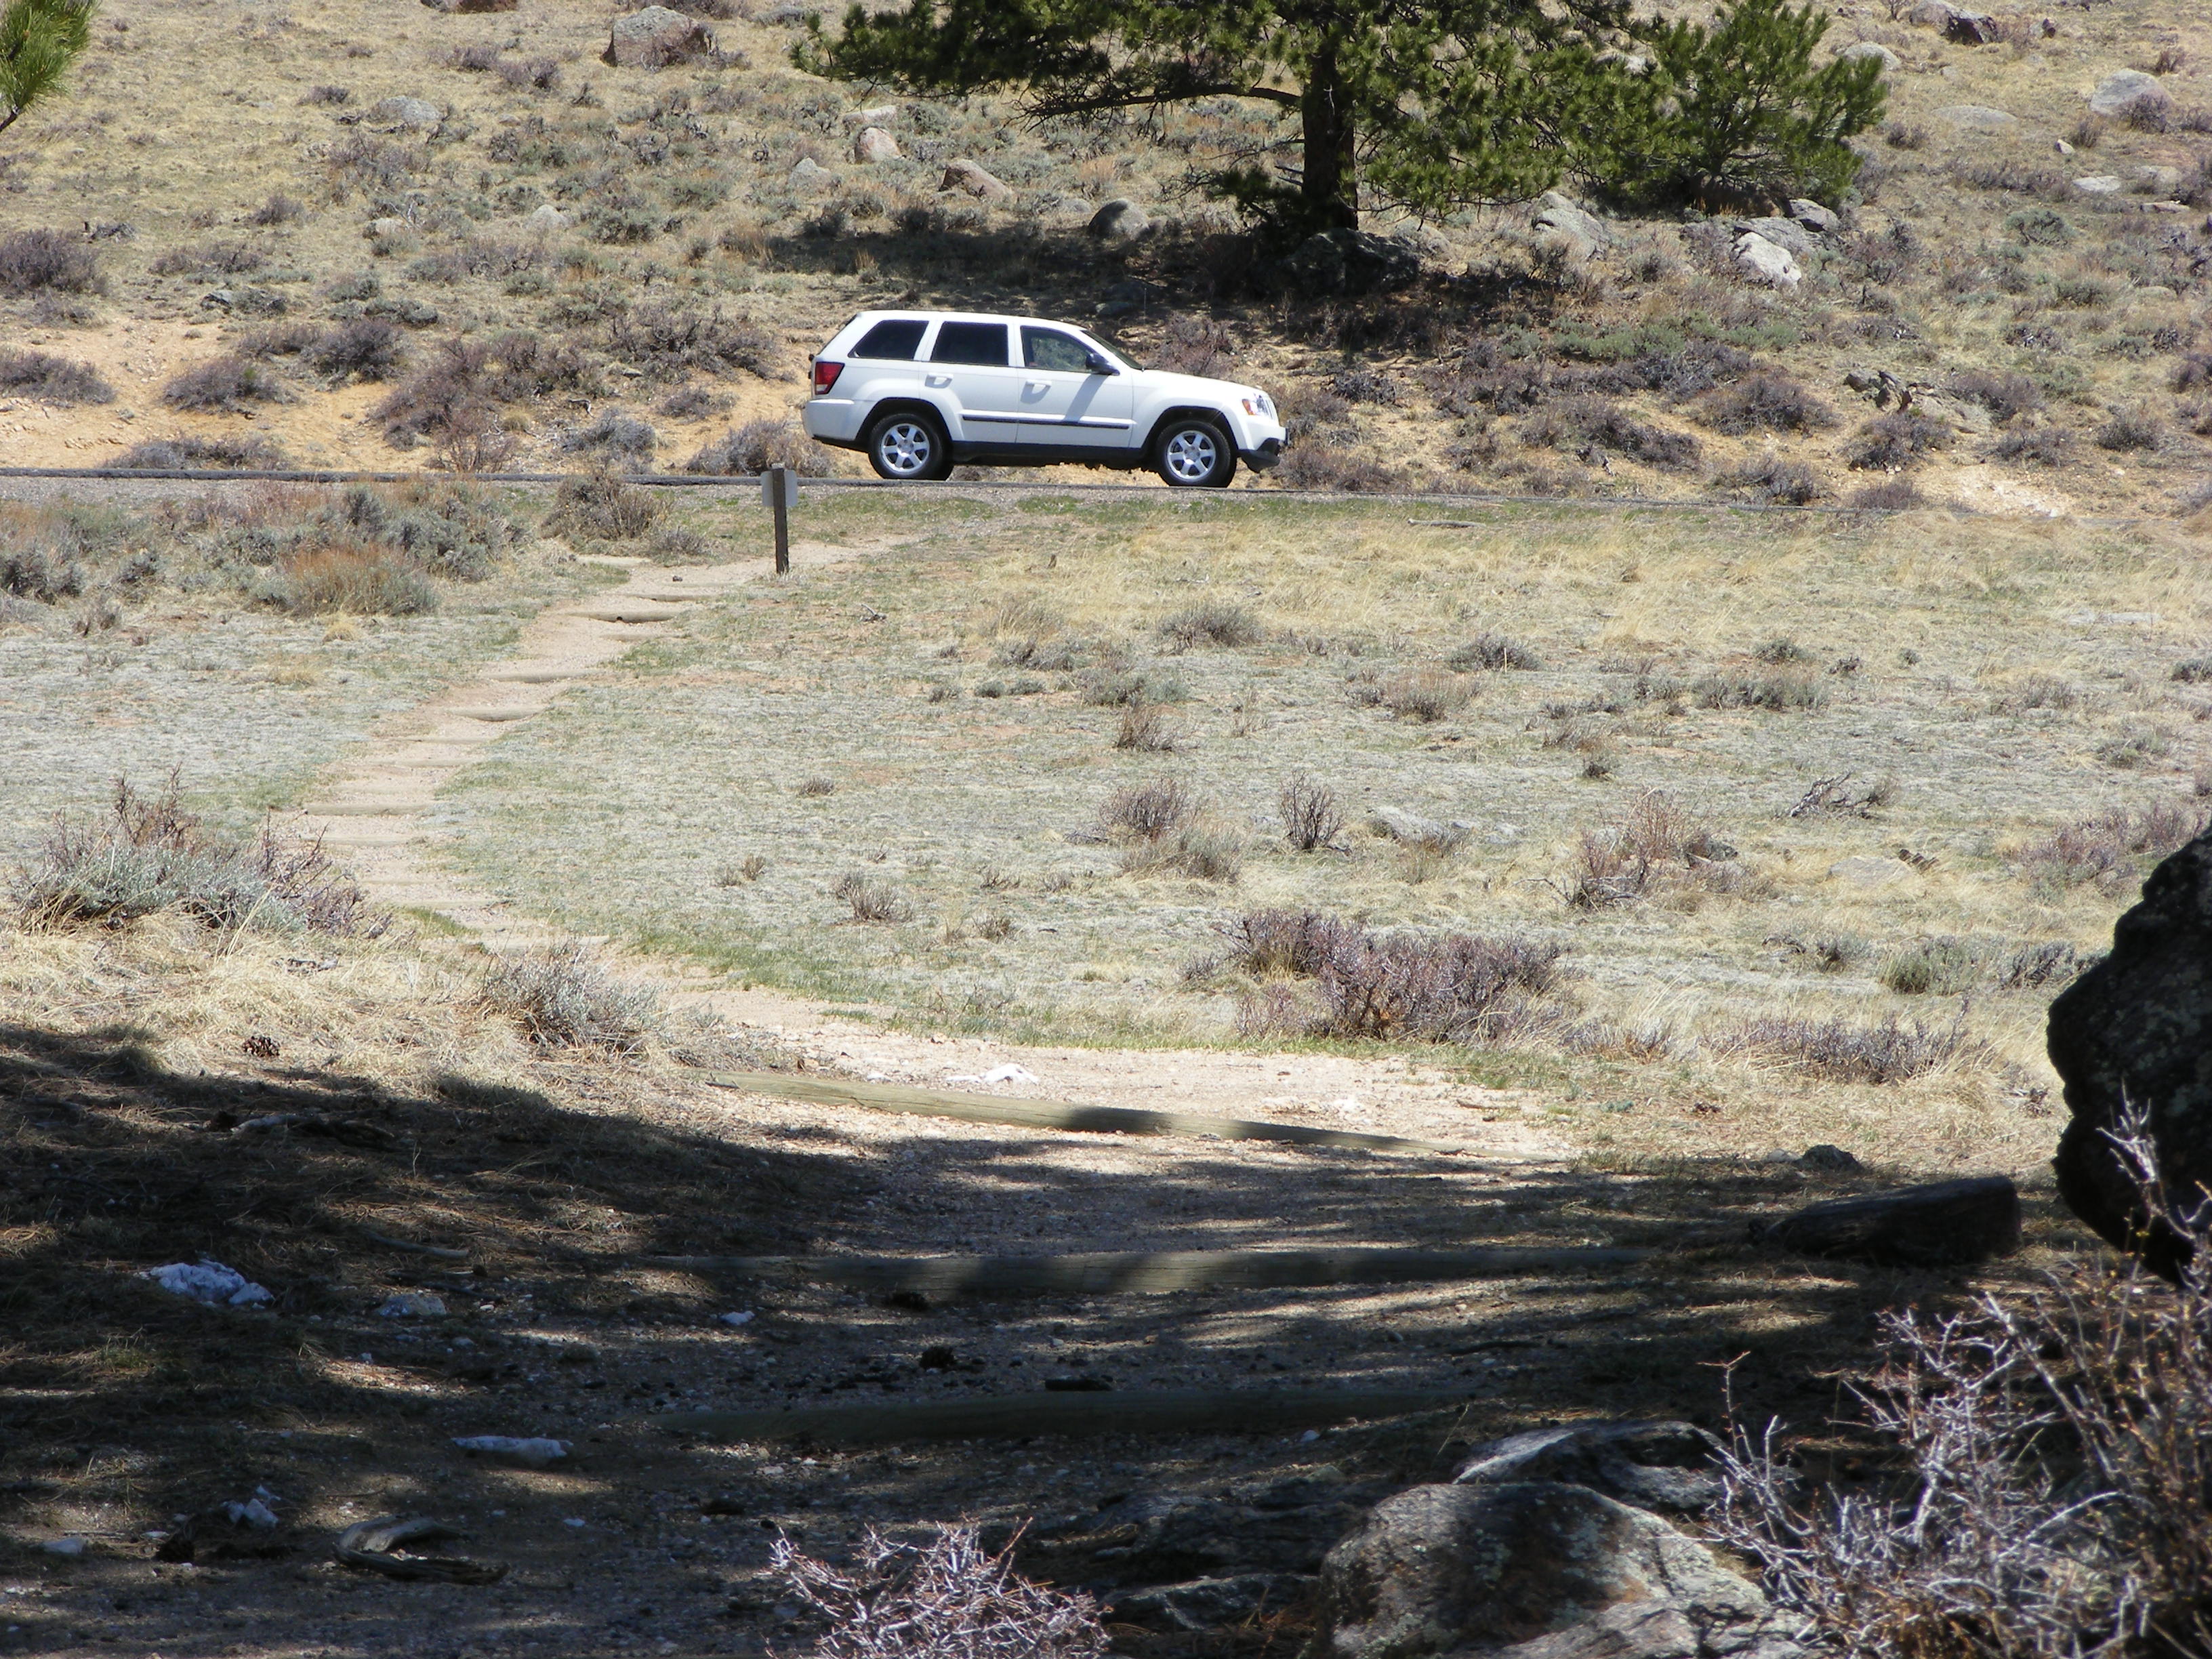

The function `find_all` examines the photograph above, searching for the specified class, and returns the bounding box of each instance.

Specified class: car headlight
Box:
[1242,394,1275,418]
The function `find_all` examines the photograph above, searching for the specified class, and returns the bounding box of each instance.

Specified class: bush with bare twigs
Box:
[1279,775,1345,851]
[544,472,661,541]
[2015,803,2204,892]
[1098,779,1195,842]
[15,775,373,935]
[1157,599,1261,650]
[478,945,657,1050]
[0,348,112,405]
[1561,791,1738,909]
[684,418,832,476]
[1719,1008,1986,1084]
[1715,1124,2212,1658]
[771,1523,1108,1659]
[833,872,913,923]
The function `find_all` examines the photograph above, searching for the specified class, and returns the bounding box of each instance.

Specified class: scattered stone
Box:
[372,96,441,129]
[2049,825,2212,1279]
[377,1292,447,1318]
[2053,137,2075,156]
[1025,1478,1378,1589]
[525,203,574,232]
[1454,1421,1725,1515]
[1532,190,1607,262]
[1087,199,1151,243]
[144,1260,273,1308]
[851,125,899,163]
[452,1435,570,1468]
[1319,1482,1799,1659]
[1733,230,1802,288]
[1364,807,1471,851]
[1736,216,1814,258]
[2087,69,2165,119]
[1904,0,1956,23]
[840,104,896,127]
[363,297,441,327]
[940,159,1013,202]
[788,157,832,190]
[1942,9,2001,44]
[1937,103,2019,129]
[2074,174,2125,195]
[602,5,714,68]
[2133,165,2184,195]
[1753,1175,2022,1267]
[717,1309,756,1327]
[1799,1144,1864,1173]
[1787,198,1839,234]
[224,1498,280,1529]
[1837,40,1900,72]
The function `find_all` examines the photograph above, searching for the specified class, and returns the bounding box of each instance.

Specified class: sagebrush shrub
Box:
[0,349,112,405]
[1447,632,1542,671]
[479,945,655,1049]
[161,355,287,412]
[280,540,439,616]
[683,418,830,476]
[115,434,289,471]
[0,228,102,296]
[562,411,658,457]
[2015,803,2203,890]
[1847,411,1948,470]
[1099,779,1195,841]
[544,472,661,541]
[607,304,775,377]
[832,872,912,923]
[1695,371,1836,434]
[1156,599,1261,649]
[1277,443,1399,492]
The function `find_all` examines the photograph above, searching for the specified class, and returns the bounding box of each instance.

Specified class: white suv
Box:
[801,310,1285,487]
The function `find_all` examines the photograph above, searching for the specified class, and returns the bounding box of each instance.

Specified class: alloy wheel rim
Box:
[1164,429,1216,483]
[881,422,932,475]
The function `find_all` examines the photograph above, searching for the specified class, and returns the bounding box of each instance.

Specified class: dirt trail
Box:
[293,546,1568,1157]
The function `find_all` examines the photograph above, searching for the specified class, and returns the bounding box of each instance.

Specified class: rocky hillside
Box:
[0,0,2205,516]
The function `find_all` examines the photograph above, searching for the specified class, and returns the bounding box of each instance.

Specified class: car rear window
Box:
[930,322,1010,367]
[851,319,927,360]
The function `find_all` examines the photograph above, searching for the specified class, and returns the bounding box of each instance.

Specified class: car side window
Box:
[1022,328,1093,373]
[851,319,927,360]
[930,322,1012,367]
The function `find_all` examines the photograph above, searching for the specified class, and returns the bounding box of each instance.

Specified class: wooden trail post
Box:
[764,464,794,575]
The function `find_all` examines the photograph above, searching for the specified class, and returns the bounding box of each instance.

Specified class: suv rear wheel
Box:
[1153,417,1236,489]
[866,411,952,481]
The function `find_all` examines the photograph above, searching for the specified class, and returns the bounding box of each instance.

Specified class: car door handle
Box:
[1025,381,1050,392]
[924,373,951,387]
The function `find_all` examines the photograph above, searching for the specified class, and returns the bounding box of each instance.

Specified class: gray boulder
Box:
[1837,41,1900,73]
[1279,228,1422,298]
[941,158,1013,201]
[1088,198,1151,243]
[1736,216,1812,258]
[851,125,900,163]
[2049,823,2212,1279]
[2132,164,2184,196]
[524,203,574,232]
[1733,232,1801,288]
[1366,807,1471,853]
[2072,175,2123,196]
[1533,190,1607,263]
[1937,104,2018,129]
[2088,69,2166,119]
[787,157,832,191]
[1942,9,2000,44]
[603,5,714,67]
[1454,1422,1725,1515]
[372,96,441,129]
[1319,1482,1801,1659]
[1787,199,1839,234]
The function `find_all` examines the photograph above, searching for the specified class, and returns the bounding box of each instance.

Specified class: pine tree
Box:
[0,0,94,139]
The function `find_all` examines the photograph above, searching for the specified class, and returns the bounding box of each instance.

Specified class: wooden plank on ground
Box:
[646,1244,1652,1296]
[701,1070,1461,1155]
[656,1387,1470,1446]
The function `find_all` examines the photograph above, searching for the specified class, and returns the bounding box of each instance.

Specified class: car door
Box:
[923,320,1023,447]
[1012,325,1135,453]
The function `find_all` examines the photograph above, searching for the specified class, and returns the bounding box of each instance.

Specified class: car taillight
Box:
[813,359,844,395]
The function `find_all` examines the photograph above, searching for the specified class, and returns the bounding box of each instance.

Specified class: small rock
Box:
[1942,9,2000,44]
[2074,174,2124,195]
[2087,68,2165,120]
[1736,215,1814,258]
[940,158,1012,202]
[788,157,832,191]
[144,1260,272,1308]
[840,104,896,127]
[1454,1421,1725,1515]
[453,1435,570,1468]
[376,1292,447,1318]
[1937,103,2019,129]
[1800,1144,1863,1173]
[1532,190,1607,262]
[1087,198,1151,243]
[851,125,899,163]
[1364,807,1470,851]
[1787,198,1839,233]
[2053,137,2075,156]
[43,1537,88,1557]
[372,96,441,129]
[1734,230,1802,288]
[981,1063,1038,1086]
[2132,165,2184,195]
[223,1498,280,1530]
[1753,1175,2022,1267]
[1904,0,1955,22]
[1837,40,1900,72]
[603,3,714,66]
[717,1310,756,1327]
[525,203,573,232]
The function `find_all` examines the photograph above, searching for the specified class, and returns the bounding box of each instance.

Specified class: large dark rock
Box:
[1319,1481,1803,1659]
[1751,1176,2020,1267]
[1277,229,1423,298]
[1454,1421,1724,1515]
[2047,825,2212,1277]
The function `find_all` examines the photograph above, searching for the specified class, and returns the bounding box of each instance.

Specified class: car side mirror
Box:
[1086,352,1116,375]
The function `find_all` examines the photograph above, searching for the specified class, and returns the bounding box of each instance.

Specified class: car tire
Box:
[865,410,953,482]
[1152,417,1236,489]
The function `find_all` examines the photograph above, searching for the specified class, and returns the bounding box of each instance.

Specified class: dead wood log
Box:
[657,1387,1470,1446]
[334,1517,505,1584]
[647,1244,1652,1297]
[1751,1175,2020,1267]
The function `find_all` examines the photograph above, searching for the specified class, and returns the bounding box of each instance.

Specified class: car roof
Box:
[842,310,1095,334]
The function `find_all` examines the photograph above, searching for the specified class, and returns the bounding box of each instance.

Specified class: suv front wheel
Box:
[866,410,953,481]
[1152,417,1236,489]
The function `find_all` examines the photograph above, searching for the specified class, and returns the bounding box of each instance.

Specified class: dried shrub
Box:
[1878,936,1983,996]
[657,384,733,422]
[1719,1009,1985,1084]
[1380,668,1472,722]
[279,539,439,616]
[0,228,103,296]
[683,418,830,475]
[562,411,658,458]
[1715,1130,2212,1658]
[373,331,596,444]
[1279,775,1345,851]
[2005,205,2074,247]
[1447,632,1542,672]
[771,1523,1107,1659]
[319,480,514,581]
[2095,406,2163,452]
[544,472,661,540]
[495,55,562,91]
[1694,668,1830,711]
[1946,369,2044,424]
[0,349,113,405]
[1695,372,1837,435]
[1561,790,1738,909]
[1099,778,1195,842]
[306,318,406,380]
[1330,365,1405,405]
[1157,600,1260,650]
[1080,668,1185,707]
[1525,396,1702,469]
[1113,702,1178,752]
[479,945,656,1050]
[148,239,268,276]
[16,775,371,935]
[1276,443,1400,492]
[0,541,83,603]
[247,192,304,226]
[161,354,287,412]
[2173,354,2212,394]
[1721,455,1826,504]
[1218,909,1565,1044]
[606,304,775,378]
[1122,823,1244,882]
[2015,802,2204,890]
[1988,428,2075,468]
[1149,314,1236,378]
[1276,381,1352,440]
[327,134,421,196]
[1847,476,1925,510]
[1847,411,1949,470]
[832,872,912,923]
[115,434,289,470]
